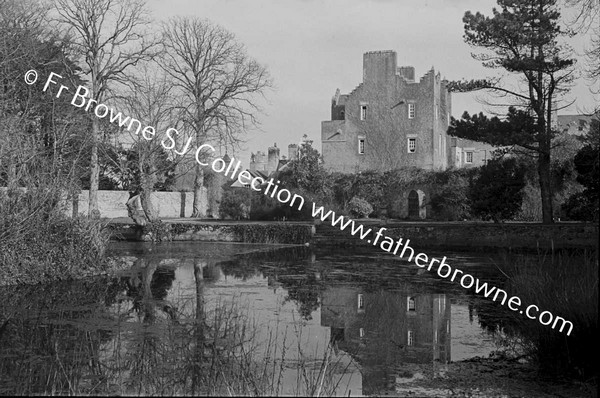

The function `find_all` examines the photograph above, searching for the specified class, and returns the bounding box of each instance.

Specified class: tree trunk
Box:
[140,171,159,222]
[88,117,100,218]
[191,164,205,218]
[192,258,205,394]
[71,185,81,218]
[537,150,554,224]
[140,189,158,222]
[126,194,146,226]
[141,257,158,324]
[7,161,17,190]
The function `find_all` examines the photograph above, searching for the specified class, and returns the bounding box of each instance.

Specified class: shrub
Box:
[0,188,110,285]
[469,158,527,222]
[142,220,172,242]
[350,171,385,215]
[562,191,599,221]
[348,196,373,218]
[429,172,471,220]
[562,123,599,221]
[248,188,314,221]
[219,189,251,220]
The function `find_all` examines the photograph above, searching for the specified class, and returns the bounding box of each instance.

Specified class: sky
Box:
[150,0,598,165]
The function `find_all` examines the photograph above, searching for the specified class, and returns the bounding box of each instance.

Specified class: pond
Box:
[0,242,582,396]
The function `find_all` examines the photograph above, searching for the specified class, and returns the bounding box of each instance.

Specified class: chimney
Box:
[288,144,298,161]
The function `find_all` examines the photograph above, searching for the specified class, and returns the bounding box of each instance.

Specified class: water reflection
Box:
[0,242,502,396]
[321,288,451,395]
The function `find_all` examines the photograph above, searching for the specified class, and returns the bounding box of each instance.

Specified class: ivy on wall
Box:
[140,222,313,244]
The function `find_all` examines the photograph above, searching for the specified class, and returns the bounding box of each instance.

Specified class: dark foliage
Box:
[219,188,252,220]
[0,189,110,285]
[469,158,527,222]
[562,120,600,221]
[475,249,598,381]
[430,173,472,221]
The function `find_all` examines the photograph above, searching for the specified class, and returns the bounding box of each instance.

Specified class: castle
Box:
[321,50,494,173]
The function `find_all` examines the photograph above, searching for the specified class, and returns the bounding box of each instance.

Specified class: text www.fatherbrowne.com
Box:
[25,69,574,337]
[311,203,574,336]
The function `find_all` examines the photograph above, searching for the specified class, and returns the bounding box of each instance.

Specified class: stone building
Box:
[249,143,299,176]
[557,113,598,136]
[321,286,451,394]
[321,50,493,173]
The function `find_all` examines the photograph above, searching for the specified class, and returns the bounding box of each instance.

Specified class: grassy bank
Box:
[0,189,111,285]
[495,249,598,381]
[113,220,316,244]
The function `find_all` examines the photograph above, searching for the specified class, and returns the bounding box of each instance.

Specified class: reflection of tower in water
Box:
[321,287,451,395]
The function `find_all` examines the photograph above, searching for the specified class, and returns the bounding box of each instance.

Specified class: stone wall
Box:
[382,222,598,250]
[314,221,598,250]
[64,190,202,218]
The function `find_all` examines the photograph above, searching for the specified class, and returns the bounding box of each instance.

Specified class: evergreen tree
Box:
[469,158,527,222]
[449,0,575,223]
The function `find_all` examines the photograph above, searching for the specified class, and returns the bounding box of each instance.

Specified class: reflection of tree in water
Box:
[98,255,278,395]
[126,257,177,323]
[218,246,312,281]
[0,277,124,395]
[218,246,326,320]
[219,245,456,322]
[0,251,262,395]
[281,273,324,321]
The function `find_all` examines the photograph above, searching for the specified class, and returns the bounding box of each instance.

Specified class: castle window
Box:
[408,103,415,119]
[408,138,416,153]
[359,328,365,338]
[340,110,345,119]
[357,294,364,310]
[407,297,416,311]
[465,151,473,163]
[408,330,414,346]
[358,138,365,154]
[360,105,367,120]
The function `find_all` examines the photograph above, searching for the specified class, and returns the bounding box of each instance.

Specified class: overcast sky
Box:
[150,0,598,164]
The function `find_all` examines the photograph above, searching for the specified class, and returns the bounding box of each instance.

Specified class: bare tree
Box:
[160,17,272,218]
[53,0,158,218]
[113,66,180,224]
[1,0,46,188]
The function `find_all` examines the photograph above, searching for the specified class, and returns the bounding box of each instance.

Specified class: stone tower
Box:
[267,143,280,174]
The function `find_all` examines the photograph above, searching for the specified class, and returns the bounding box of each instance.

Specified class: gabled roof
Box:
[230,169,269,188]
[276,159,290,172]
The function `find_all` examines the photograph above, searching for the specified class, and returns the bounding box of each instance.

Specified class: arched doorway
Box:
[407,189,426,219]
[408,190,419,218]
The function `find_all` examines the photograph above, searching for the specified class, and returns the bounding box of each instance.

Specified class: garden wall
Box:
[63,190,205,218]
[314,221,598,250]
